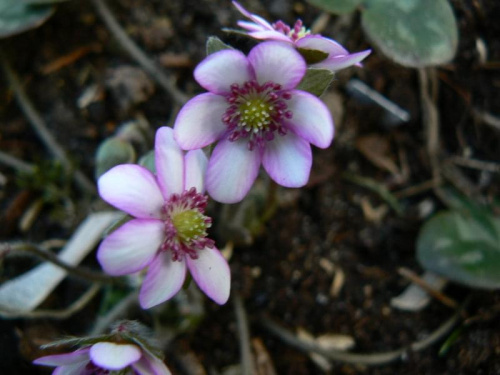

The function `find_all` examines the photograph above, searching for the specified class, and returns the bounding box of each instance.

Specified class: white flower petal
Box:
[155,127,185,197]
[139,253,187,309]
[206,138,262,204]
[247,30,293,43]
[312,49,371,71]
[97,219,163,276]
[186,247,231,305]
[248,42,306,90]
[285,90,334,149]
[184,149,208,193]
[174,93,228,150]
[195,50,252,95]
[34,349,90,366]
[262,132,312,187]
[90,342,141,370]
[98,165,164,219]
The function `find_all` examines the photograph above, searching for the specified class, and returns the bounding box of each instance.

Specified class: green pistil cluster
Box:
[172,209,210,242]
[238,98,272,133]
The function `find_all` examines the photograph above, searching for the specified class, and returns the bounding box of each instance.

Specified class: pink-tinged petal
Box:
[53,362,89,375]
[232,1,274,30]
[97,219,163,276]
[248,42,306,89]
[195,50,252,95]
[262,132,312,187]
[184,150,208,193]
[296,35,349,57]
[34,349,90,366]
[131,352,172,375]
[155,127,185,197]
[312,49,371,71]
[206,138,261,204]
[174,93,228,150]
[90,342,141,370]
[237,20,266,32]
[247,30,293,43]
[186,247,231,305]
[285,90,334,149]
[139,252,187,309]
[98,165,164,219]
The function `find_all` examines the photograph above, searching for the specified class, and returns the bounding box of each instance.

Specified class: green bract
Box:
[95,137,136,179]
[417,210,500,289]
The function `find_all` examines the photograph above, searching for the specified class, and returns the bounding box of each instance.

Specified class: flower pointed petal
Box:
[195,50,252,95]
[98,165,164,219]
[97,219,163,276]
[174,93,228,150]
[53,362,89,375]
[140,253,187,309]
[155,127,184,197]
[90,343,141,370]
[206,138,261,204]
[313,49,371,71]
[286,90,334,149]
[248,42,306,89]
[262,133,312,187]
[34,349,90,366]
[237,20,266,32]
[132,352,172,375]
[186,247,231,305]
[247,30,293,43]
[232,1,274,30]
[296,35,349,56]
[184,149,208,193]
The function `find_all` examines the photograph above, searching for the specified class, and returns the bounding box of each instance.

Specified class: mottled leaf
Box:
[95,137,136,179]
[417,210,500,289]
[361,0,458,67]
[306,0,363,15]
[0,0,54,38]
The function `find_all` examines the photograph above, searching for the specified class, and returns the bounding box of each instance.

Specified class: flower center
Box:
[273,19,311,42]
[161,188,214,261]
[222,80,293,150]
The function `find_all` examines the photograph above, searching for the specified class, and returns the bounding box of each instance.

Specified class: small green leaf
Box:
[95,137,136,179]
[306,0,363,15]
[138,150,155,174]
[296,68,334,97]
[361,0,458,67]
[417,210,500,289]
[206,36,234,55]
[0,0,54,38]
[297,48,329,65]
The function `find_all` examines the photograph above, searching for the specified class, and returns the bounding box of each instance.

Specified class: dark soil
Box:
[1,0,500,374]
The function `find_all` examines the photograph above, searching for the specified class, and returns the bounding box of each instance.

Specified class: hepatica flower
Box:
[174,41,334,203]
[232,1,371,71]
[34,341,170,375]
[97,127,230,308]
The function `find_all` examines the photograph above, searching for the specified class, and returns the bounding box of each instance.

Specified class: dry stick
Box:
[0,55,96,194]
[0,149,35,174]
[90,0,189,105]
[0,283,101,319]
[234,292,255,375]
[398,267,458,309]
[5,242,121,285]
[261,303,465,366]
[450,156,500,174]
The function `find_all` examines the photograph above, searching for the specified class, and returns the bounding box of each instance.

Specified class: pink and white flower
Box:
[232,1,371,71]
[174,41,334,203]
[34,341,170,375]
[97,127,230,308]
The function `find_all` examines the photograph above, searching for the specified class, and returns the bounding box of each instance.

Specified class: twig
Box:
[4,242,121,285]
[0,149,35,174]
[393,179,437,199]
[0,283,101,319]
[450,156,500,174]
[261,301,467,366]
[90,290,139,335]
[0,53,96,194]
[90,0,189,105]
[473,108,500,131]
[397,267,458,309]
[234,292,255,375]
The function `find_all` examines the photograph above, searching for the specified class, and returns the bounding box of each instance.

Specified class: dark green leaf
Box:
[296,68,334,97]
[417,210,500,289]
[206,36,234,55]
[0,0,54,38]
[95,137,136,179]
[361,0,458,67]
[297,48,329,65]
[306,0,363,15]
